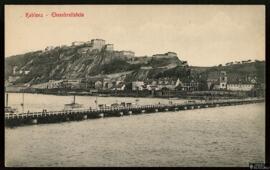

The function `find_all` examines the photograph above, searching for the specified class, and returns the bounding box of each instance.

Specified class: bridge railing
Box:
[5,98,264,119]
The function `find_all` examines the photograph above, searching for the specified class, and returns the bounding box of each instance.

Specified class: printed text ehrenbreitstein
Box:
[25,12,85,18]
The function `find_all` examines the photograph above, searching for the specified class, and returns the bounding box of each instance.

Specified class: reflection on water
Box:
[5,93,265,167]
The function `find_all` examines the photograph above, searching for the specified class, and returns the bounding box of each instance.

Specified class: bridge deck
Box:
[5,98,264,127]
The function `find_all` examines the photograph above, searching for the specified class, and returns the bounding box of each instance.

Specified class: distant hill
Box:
[5,42,265,85]
[5,45,190,84]
[201,61,265,84]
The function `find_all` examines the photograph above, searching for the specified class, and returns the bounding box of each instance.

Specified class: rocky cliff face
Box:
[5,45,188,84]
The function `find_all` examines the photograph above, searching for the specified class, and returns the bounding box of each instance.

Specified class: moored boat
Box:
[5,93,18,115]
[64,96,84,110]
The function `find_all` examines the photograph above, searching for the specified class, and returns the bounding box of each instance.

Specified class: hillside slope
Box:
[201,61,265,84]
[5,45,187,84]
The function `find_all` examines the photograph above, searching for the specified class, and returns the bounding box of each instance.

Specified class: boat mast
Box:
[21,92,24,113]
[169,88,171,104]
[6,93,8,107]
[95,95,98,109]
[135,98,139,105]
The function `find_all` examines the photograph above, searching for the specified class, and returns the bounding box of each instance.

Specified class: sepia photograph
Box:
[4,4,266,167]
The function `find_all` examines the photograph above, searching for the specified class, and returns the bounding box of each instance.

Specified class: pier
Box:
[5,98,264,127]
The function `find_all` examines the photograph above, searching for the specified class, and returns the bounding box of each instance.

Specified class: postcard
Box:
[4,5,266,167]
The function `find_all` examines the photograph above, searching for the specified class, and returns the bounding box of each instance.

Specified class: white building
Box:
[227,84,254,91]
[72,41,84,46]
[207,71,256,92]
[5,80,10,86]
[132,81,145,91]
[102,79,114,90]
[105,44,114,51]
[63,79,82,88]
[91,39,106,51]
[146,84,159,91]
[95,80,103,89]
[112,84,126,91]
[213,71,227,90]
[24,70,30,75]
[118,84,126,91]
[32,80,63,89]
[47,80,64,89]
[120,51,135,57]
[207,71,227,90]
[8,76,20,83]
[152,52,177,59]
[155,78,181,90]
[31,82,49,89]
[180,81,199,91]
[13,66,18,75]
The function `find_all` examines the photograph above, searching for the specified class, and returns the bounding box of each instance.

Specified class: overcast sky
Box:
[5,5,265,66]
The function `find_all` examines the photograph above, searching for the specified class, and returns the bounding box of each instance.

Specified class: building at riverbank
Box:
[227,84,254,91]
[207,71,227,90]
[207,71,256,92]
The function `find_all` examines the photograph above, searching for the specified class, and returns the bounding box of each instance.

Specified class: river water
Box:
[5,93,265,167]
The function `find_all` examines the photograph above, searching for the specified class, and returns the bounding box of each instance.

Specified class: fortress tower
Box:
[91,39,106,51]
